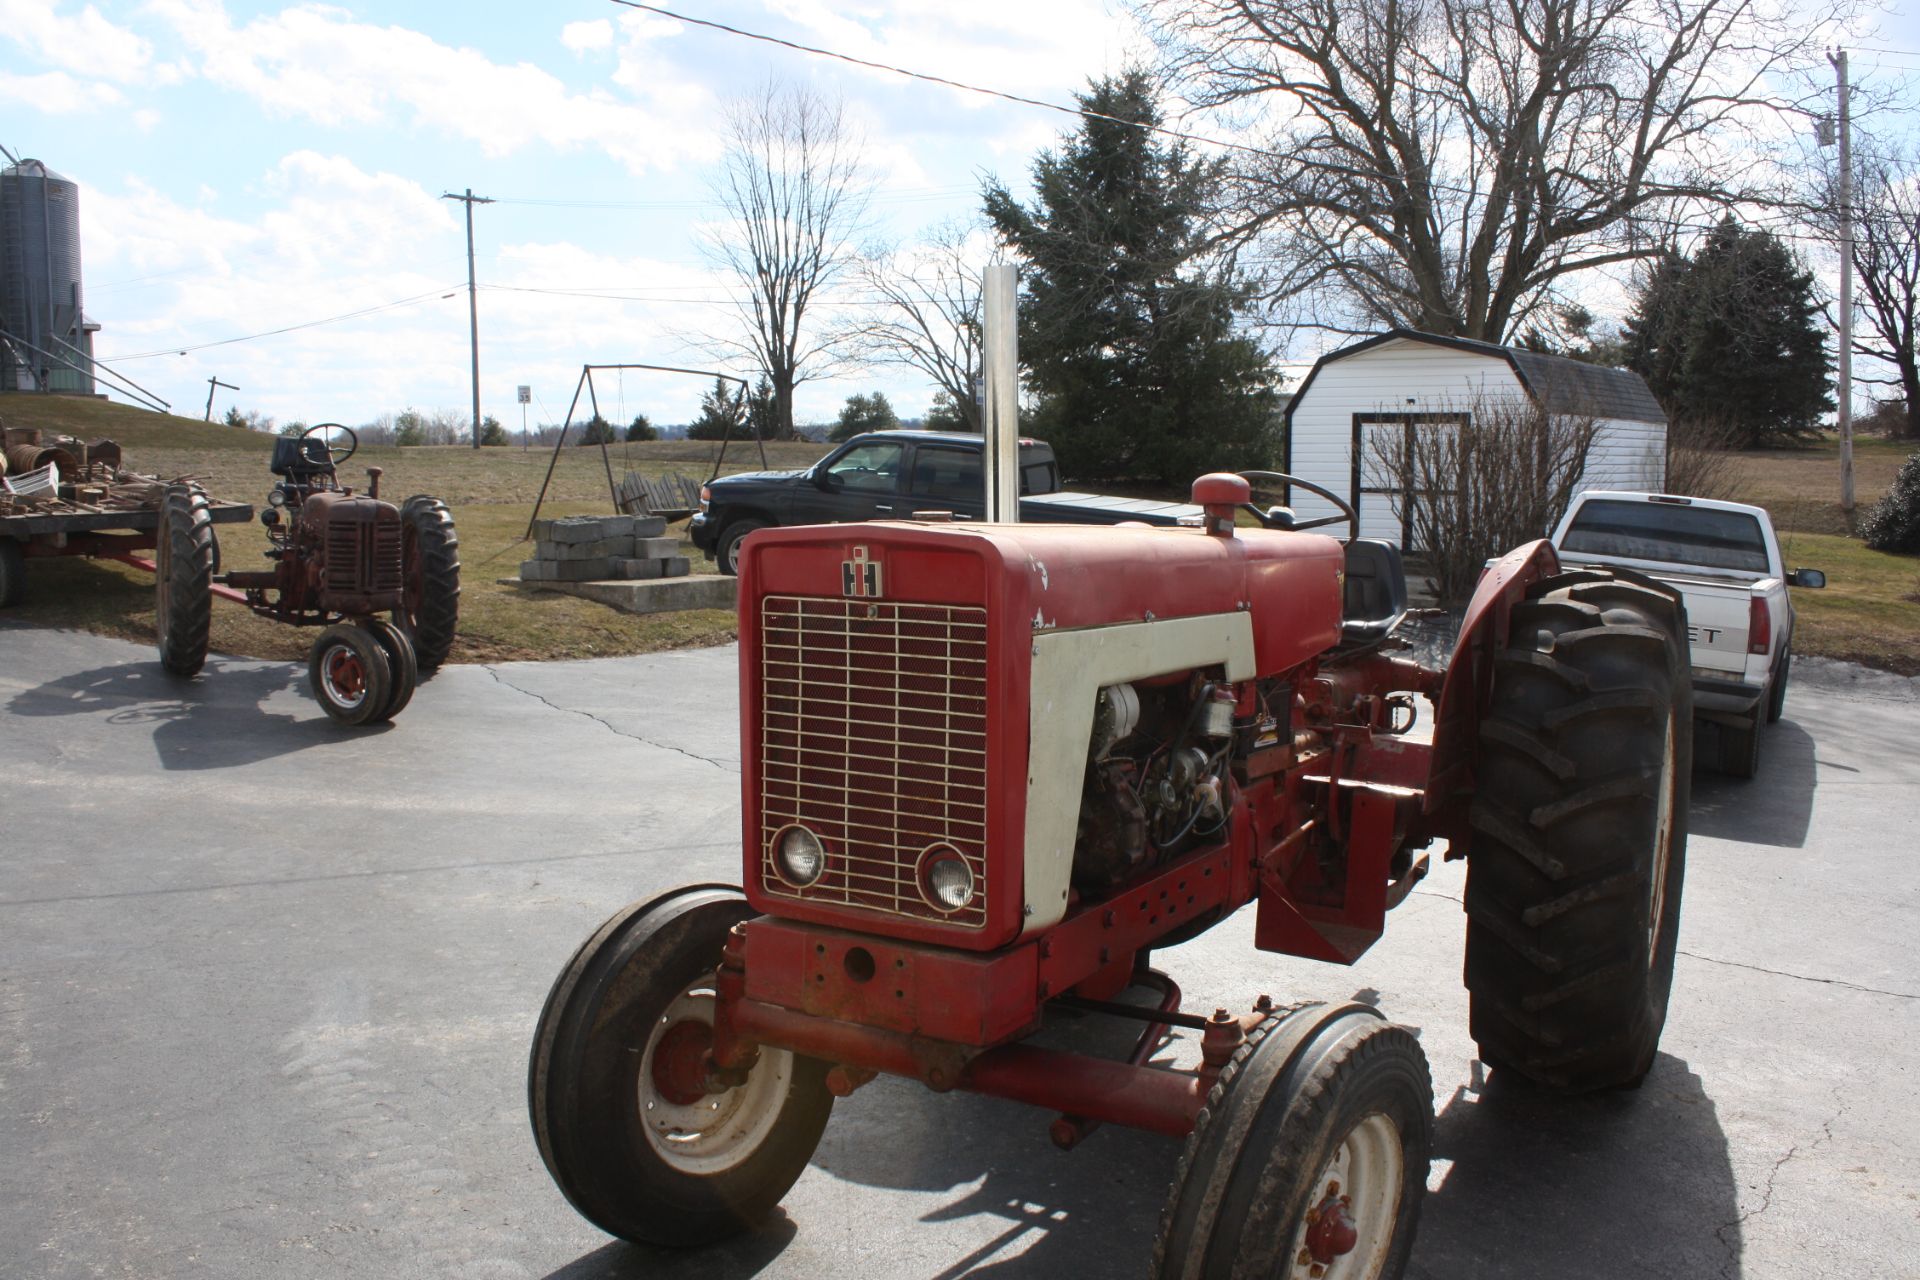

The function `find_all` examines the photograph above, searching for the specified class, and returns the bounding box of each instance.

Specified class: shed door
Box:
[1352,413,1468,548]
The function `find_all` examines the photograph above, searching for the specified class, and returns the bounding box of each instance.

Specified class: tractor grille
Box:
[326,517,404,595]
[759,596,990,928]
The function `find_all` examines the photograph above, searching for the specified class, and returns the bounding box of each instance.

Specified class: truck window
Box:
[1561,499,1771,573]
[1017,451,1059,495]
[824,442,904,494]
[910,446,983,500]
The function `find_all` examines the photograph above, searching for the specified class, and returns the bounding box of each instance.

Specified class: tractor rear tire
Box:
[307,623,394,727]
[367,618,418,722]
[529,886,832,1247]
[399,496,460,670]
[0,538,25,606]
[1464,569,1691,1093]
[156,485,215,678]
[1153,1003,1432,1280]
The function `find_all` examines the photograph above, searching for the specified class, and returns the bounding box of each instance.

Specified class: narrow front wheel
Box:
[529,886,832,1246]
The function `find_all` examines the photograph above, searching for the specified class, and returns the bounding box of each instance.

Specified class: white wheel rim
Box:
[638,981,794,1176]
[1286,1112,1404,1280]
[318,644,368,710]
[1647,711,1676,967]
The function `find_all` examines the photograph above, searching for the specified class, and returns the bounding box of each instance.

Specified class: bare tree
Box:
[1843,155,1920,439]
[1367,394,1599,606]
[1663,414,1745,500]
[703,83,871,438]
[1143,0,1843,343]
[844,220,998,432]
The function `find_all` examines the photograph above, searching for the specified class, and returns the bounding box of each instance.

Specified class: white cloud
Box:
[146,1,722,175]
[0,0,159,84]
[561,19,613,54]
[0,70,123,113]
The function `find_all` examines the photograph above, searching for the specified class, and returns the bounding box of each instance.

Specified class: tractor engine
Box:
[287,491,406,615]
[736,518,1347,951]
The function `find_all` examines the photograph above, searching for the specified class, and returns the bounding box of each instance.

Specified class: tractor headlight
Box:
[918,844,975,913]
[773,825,826,887]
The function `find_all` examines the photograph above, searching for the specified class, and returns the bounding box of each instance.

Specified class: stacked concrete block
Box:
[520,514,692,582]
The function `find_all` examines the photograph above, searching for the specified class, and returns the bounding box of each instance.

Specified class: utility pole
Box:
[442,188,493,449]
[204,375,238,422]
[1829,50,1855,516]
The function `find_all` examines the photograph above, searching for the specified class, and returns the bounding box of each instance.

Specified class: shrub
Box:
[1860,451,1920,554]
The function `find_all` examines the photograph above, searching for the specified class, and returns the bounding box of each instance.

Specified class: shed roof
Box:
[1290,329,1667,424]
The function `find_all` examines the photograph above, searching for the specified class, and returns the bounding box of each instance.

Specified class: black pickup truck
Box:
[689,430,1202,574]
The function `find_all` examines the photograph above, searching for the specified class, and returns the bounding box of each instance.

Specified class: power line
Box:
[95,286,463,361]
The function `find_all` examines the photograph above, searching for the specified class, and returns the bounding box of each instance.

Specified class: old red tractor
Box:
[528,471,1690,1277]
[155,423,461,725]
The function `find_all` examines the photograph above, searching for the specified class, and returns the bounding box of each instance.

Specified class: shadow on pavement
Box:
[1415,1053,1738,1279]
[5,657,384,769]
[1691,718,1816,847]
[541,1216,798,1280]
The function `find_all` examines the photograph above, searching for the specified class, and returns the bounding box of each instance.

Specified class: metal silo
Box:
[1,157,97,394]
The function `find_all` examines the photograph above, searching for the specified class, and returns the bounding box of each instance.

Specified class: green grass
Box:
[2,391,824,662]
[1776,530,1920,676]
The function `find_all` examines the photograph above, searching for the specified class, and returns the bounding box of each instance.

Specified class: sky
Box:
[4,1,1918,432]
[1,0,1147,430]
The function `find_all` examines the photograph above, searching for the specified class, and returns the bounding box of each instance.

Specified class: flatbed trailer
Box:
[0,497,254,604]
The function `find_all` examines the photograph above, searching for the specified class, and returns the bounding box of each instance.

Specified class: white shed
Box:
[1282,329,1668,547]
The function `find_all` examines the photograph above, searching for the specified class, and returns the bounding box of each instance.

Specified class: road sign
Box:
[517,385,531,404]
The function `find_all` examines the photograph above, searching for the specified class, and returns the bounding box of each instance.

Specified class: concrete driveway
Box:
[2,624,1916,1279]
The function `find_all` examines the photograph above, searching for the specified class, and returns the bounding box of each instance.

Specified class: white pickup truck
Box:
[1549,491,1826,778]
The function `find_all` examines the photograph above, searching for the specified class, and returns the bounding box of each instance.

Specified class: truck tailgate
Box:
[1654,572,1756,676]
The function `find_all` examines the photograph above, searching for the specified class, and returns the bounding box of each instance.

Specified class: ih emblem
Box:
[843,546,883,598]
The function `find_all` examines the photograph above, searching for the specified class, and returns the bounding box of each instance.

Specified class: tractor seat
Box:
[271,436,335,479]
[1340,539,1409,646]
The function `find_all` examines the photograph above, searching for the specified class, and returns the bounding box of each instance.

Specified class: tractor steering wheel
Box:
[302,422,358,466]
[1234,470,1358,543]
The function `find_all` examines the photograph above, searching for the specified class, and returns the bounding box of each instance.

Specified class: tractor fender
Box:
[1421,539,1561,819]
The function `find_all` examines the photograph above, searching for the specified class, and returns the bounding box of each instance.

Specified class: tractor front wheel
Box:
[1464,568,1691,1092]
[156,485,214,677]
[399,496,460,670]
[307,623,394,726]
[529,886,832,1247]
[1153,1003,1432,1280]
[367,618,419,721]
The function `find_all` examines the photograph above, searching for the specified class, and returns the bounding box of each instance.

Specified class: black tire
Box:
[156,485,215,677]
[1464,568,1692,1093]
[1717,714,1762,779]
[717,517,769,576]
[399,496,460,670]
[529,886,832,1247]
[307,623,394,726]
[1154,1004,1432,1280]
[367,618,418,722]
[1765,648,1791,724]
[0,538,25,606]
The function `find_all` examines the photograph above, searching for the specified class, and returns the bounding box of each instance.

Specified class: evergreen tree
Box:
[479,415,509,446]
[1624,219,1833,445]
[831,392,901,442]
[625,413,657,443]
[745,376,778,440]
[924,390,968,430]
[576,414,617,446]
[982,71,1280,484]
[687,377,745,441]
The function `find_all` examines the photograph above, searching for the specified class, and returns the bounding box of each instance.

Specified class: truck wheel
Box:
[367,618,418,721]
[529,886,832,1247]
[0,538,25,606]
[1464,570,1691,1093]
[156,485,215,678]
[398,496,460,670]
[307,623,394,726]
[1765,649,1791,724]
[1717,715,1762,779]
[718,518,768,577]
[1153,1003,1431,1280]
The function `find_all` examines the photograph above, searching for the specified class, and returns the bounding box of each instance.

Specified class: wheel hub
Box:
[650,1020,714,1107]
[1287,1111,1403,1280]
[321,646,367,707]
[637,983,796,1176]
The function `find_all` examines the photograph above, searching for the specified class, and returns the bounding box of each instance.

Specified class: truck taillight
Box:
[1748,595,1771,656]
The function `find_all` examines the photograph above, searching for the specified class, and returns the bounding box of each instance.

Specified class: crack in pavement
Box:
[1715,1085,1845,1278]
[482,666,738,773]
[1677,949,1918,1001]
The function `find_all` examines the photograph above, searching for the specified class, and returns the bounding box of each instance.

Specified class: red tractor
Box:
[155,423,461,725]
[528,472,1689,1276]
